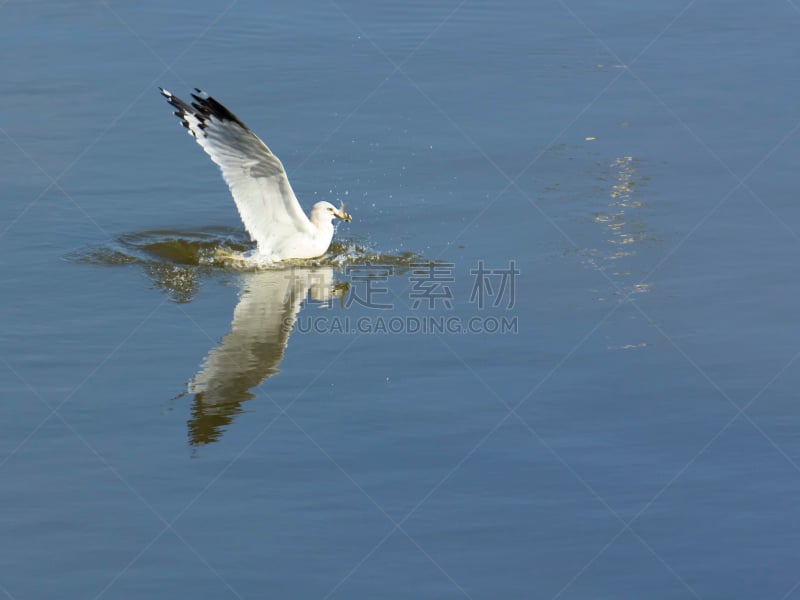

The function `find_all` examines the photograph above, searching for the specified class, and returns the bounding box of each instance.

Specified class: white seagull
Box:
[159,88,351,263]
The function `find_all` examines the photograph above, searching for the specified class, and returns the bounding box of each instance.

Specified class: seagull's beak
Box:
[335,210,352,223]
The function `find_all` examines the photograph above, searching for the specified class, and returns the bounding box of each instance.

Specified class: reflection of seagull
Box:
[186,267,335,446]
[159,88,351,264]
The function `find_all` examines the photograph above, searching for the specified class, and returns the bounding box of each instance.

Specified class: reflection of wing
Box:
[160,88,314,253]
[187,267,334,446]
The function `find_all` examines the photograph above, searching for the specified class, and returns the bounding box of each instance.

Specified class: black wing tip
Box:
[161,87,248,135]
[186,90,247,129]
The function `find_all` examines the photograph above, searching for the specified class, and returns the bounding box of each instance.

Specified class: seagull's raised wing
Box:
[160,88,314,252]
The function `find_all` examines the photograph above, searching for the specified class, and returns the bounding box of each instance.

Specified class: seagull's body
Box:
[159,88,350,264]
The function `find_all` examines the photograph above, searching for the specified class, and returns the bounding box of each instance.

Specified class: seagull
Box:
[159,88,351,264]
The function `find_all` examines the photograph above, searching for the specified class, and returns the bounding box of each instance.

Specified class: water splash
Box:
[67,227,424,302]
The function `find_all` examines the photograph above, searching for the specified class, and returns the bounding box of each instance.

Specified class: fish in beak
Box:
[335,202,352,223]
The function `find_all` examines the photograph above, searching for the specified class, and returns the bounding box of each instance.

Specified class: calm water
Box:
[3,1,800,598]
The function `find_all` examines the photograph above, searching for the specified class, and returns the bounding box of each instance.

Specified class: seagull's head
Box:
[311,201,352,226]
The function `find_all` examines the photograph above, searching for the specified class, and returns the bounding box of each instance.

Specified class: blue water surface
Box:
[2,1,800,598]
